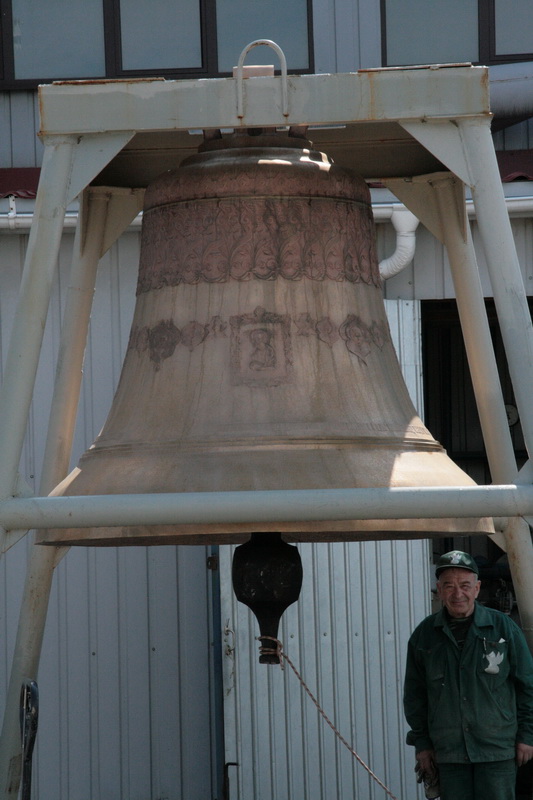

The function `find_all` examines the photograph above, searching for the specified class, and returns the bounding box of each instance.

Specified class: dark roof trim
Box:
[496,150,533,182]
[0,168,41,198]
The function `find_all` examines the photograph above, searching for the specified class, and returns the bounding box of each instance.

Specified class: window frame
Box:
[0,0,314,90]
[381,0,533,68]
[482,0,533,65]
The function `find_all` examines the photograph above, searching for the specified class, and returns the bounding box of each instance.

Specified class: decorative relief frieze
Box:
[129,309,391,374]
[136,196,380,294]
[294,313,316,337]
[340,314,372,364]
[316,317,341,348]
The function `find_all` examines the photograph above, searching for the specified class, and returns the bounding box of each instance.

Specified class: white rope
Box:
[258,636,400,800]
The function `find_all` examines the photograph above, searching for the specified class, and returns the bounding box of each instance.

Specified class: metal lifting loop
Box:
[236,39,289,120]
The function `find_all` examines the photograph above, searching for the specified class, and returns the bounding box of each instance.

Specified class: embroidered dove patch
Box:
[484,650,505,674]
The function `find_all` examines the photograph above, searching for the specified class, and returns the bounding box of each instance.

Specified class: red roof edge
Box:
[0,168,41,198]
[496,150,533,183]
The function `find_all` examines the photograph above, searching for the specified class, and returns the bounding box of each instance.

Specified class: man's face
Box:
[437,567,480,618]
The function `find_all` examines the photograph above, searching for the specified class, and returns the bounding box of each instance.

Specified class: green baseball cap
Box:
[435,550,479,578]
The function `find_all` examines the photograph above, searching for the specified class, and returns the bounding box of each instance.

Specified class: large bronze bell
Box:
[39,130,493,546]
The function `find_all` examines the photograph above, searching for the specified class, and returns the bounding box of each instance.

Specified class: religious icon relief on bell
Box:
[230,306,293,387]
[249,328,277,370]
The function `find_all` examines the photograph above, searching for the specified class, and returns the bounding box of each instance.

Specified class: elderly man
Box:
[404,550,533,800]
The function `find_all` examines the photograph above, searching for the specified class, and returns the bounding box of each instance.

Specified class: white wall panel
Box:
[220,537,431,800]
[312,0,381,73]
[219,300,430,800]
[0,92,42,168]
[493,118,533,152]
[0,229,219,799]
[382,217,533,301]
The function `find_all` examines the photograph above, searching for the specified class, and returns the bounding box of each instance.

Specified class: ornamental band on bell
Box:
[128,307,390,378]
[128,177,389,379]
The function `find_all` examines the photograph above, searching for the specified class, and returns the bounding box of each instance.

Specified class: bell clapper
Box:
[232,532,303,664]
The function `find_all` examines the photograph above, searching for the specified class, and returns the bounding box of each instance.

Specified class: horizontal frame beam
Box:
[39,67,490,136]
[1,485,532,530]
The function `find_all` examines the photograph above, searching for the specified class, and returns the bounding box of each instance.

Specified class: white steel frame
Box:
[1,57,533,796]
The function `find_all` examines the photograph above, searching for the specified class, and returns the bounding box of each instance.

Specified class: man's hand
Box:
[516,742,533,766]
[415,749,438,782]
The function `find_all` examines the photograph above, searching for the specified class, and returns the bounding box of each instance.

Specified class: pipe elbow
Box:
[379,208,419,280]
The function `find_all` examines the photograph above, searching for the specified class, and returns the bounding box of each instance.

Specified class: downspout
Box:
[378,207,419,279]
[375,194,533,281]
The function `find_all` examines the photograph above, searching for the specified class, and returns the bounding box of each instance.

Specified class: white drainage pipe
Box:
[379,206,419,280]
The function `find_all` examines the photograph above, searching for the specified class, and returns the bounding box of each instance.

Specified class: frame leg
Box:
[0,547,58,798]
[0,137,75,507]
[458,118,533,460]
[432,177,517,482]
[40,188,113,485]
[385,174,517,485]
[435,180,533,645]
[0,189,112,798]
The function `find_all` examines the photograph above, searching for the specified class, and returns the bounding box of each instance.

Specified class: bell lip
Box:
[74,435,449,459]
[36,516,495,547]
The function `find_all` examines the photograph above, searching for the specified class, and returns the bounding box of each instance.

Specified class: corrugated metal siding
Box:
[382,217,533,301]
[0,92,42,168]
[0,230,218,799]
[493,119,533,152]
[312,0,381,73]
[219,300,431,800]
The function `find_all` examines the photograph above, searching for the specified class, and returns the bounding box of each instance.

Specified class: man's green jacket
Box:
[404,602,533,762]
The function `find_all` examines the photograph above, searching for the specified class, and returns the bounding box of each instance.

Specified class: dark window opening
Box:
[422,298,530,621]
[0,0,314,90]
[423,299,526,485]
[382,0,533,67]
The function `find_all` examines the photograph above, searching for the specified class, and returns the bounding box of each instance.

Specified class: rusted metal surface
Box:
[36,66,491,185]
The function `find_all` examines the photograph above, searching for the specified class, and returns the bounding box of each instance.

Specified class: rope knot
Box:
[256,635,284,668]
